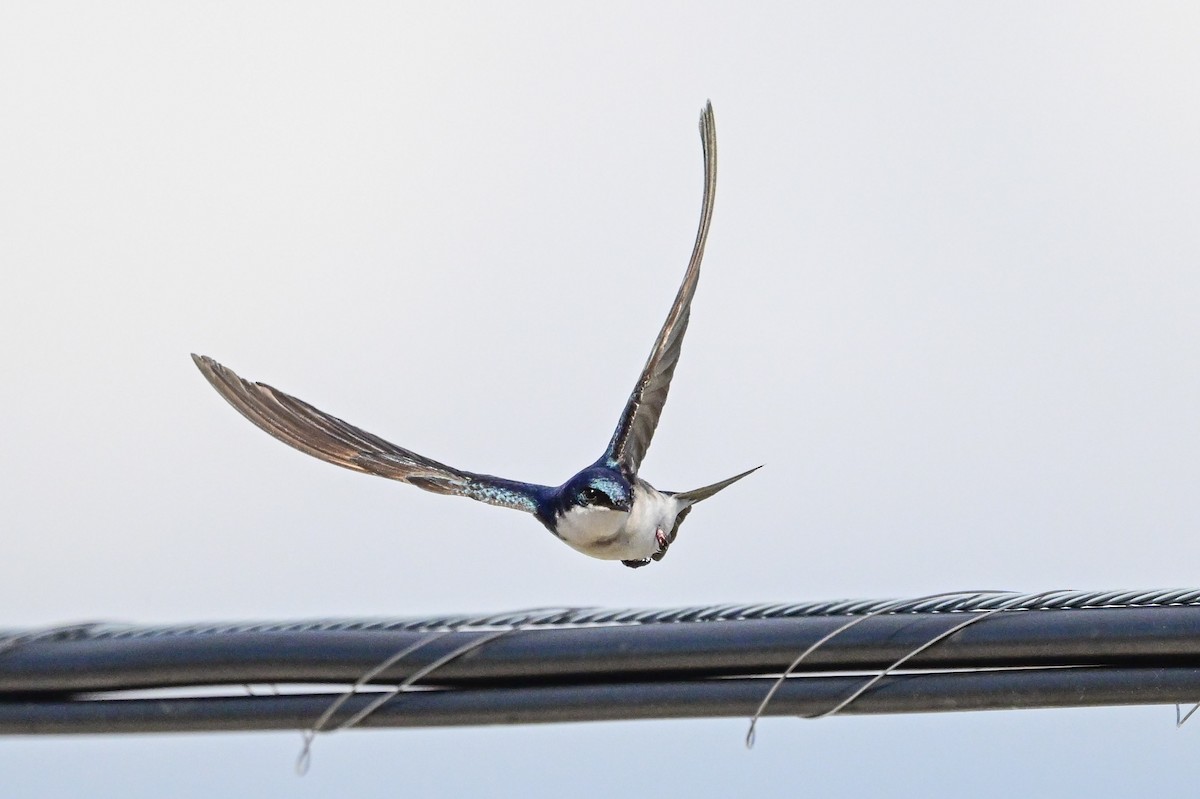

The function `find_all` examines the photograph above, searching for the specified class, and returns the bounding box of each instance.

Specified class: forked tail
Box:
[672,465,762,506]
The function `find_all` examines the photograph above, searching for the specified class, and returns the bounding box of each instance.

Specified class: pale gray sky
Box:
[3,2,1200,796]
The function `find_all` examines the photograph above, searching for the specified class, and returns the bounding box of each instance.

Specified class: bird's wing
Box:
[192,354,546,514]
[603,101,717,475]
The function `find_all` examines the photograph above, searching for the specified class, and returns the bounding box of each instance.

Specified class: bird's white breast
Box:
[556,482,683,560]
[555,505,628,556]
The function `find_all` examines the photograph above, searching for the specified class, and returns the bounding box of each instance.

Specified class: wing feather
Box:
[192,354,546,514]
[604,101,718,474]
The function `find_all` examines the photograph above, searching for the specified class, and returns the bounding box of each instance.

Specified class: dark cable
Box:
[5,602,1200,694]
[3,667,1199,734]
[3,588,1200,735]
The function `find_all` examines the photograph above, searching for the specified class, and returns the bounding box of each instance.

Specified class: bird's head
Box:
[562,467,632,513]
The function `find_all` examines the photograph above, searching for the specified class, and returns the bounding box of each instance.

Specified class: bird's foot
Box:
[650,527,671,562]
[622,529,672,567]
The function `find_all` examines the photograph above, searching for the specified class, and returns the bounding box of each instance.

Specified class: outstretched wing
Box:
[604,101,718,475]
[192,354,547,514]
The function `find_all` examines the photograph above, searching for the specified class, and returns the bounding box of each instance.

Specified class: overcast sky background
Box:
[3,2,1200,795]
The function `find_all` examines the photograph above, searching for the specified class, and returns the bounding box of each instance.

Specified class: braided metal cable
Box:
[4,588,1200,736]
[12,588,1200,642]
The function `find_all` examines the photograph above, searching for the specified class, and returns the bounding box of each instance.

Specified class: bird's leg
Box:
[650,527,671,562]
[624,529,672,567]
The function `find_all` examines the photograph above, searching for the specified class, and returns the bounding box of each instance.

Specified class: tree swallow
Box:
[193,101,758,568]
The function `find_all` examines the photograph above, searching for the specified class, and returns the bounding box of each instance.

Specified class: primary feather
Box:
[603,101,718,476]
[191,354,546,514]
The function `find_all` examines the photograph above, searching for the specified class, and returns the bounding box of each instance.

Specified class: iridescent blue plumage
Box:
[462,478,546,515]
[192,101,758,569]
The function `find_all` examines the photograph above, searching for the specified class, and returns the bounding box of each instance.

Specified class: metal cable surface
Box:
[3,588,1200,735]
[4,667,1200,734]
[10,588,1198,640]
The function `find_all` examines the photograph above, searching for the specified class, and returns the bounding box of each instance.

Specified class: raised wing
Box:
[192,354,547,514]
[604,101,718,475]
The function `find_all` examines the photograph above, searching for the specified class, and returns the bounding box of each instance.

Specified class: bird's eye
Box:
[582,487,604,503]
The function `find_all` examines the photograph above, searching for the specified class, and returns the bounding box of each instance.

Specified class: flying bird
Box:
[193,101,757,568]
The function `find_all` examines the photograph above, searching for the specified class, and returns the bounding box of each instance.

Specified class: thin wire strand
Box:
[809,589,1068,720]
[296,631,450,775]
[333,628,516,733]
[296,610,562,775]
[744,590,1005,748]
